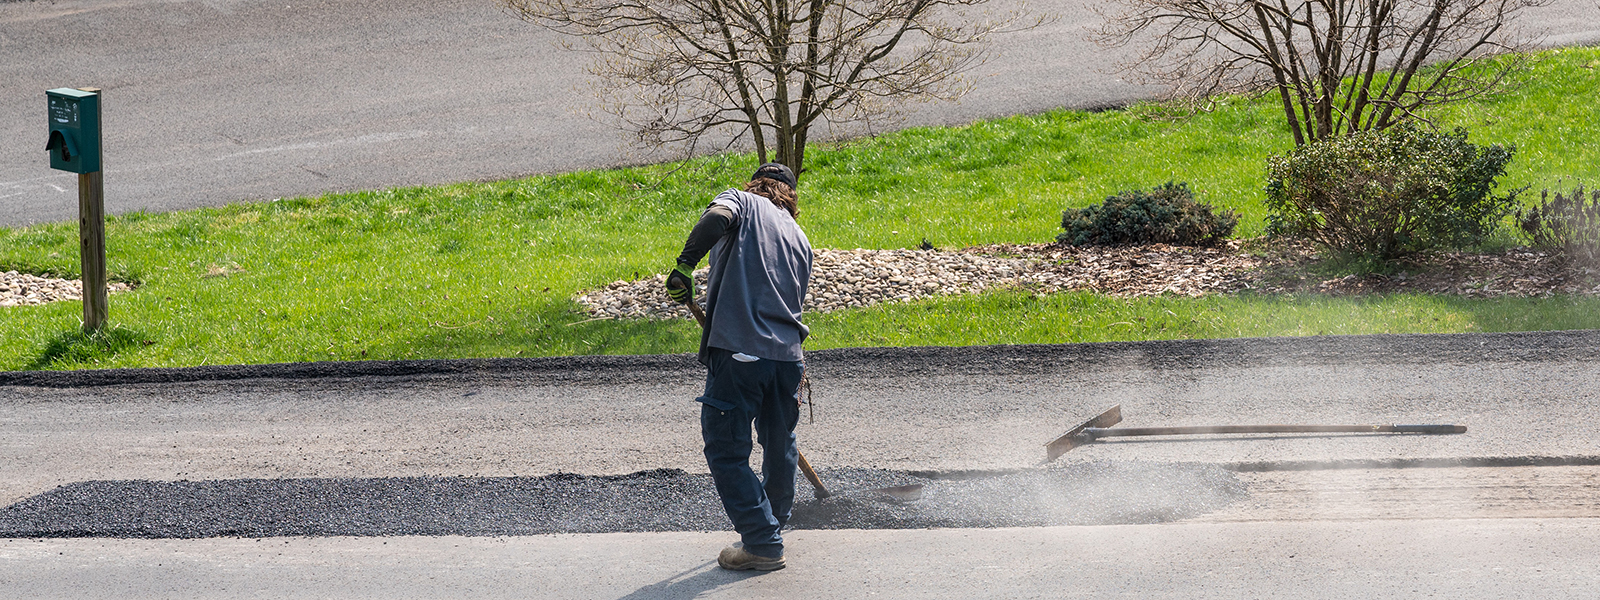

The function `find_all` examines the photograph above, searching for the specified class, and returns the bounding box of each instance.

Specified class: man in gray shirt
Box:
[666,163,812,571]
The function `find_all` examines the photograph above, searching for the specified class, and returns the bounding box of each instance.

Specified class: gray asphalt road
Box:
[1,331,1596,508]
[3,331,1598,596]
[5,0,1599,226]
[5,520,1600,599]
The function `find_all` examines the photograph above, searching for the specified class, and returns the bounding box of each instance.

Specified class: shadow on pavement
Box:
[616,560,766,600]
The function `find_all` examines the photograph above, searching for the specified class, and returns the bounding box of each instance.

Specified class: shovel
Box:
[1046,405,1467,461]
[681,298,922,501]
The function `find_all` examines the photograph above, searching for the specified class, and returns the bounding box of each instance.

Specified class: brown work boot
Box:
[717,544,785,571]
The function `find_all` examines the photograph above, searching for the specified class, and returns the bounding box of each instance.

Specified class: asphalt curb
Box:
[2,329,1596,389]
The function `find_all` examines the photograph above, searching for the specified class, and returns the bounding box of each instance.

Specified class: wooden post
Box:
[79,170,107,331]
[77,87,106,332]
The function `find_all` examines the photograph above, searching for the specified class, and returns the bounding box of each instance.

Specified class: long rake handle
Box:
[1086,424,1466,438]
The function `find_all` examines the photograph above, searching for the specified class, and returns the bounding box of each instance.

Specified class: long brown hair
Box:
[743,178,799,218]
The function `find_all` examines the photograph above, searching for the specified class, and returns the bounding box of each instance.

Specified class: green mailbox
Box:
[46,88,101,174]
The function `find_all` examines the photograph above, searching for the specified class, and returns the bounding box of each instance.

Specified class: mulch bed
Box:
[971,240,1600,299]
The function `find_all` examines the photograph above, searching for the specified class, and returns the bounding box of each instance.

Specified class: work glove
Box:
[665,262,695,304]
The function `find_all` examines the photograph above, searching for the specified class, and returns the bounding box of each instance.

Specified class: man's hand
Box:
[665,262,696,304]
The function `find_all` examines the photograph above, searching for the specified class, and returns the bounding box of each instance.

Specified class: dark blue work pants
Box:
[696,348,803,559]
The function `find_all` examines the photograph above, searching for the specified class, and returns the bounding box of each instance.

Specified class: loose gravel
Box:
[0,463,1243,538]
[0,270,133,308]
[790,462,1246,530]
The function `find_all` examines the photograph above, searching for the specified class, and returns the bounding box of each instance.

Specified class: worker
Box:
[665,162,812,571]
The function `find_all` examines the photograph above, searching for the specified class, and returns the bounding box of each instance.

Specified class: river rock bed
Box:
[0,462,1244,538]
[0,271,133,308]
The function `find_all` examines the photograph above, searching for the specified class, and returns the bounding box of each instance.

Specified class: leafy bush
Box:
[1058,182,1237,246]
[1517,184,1600,265]
[1264,125,1520,259]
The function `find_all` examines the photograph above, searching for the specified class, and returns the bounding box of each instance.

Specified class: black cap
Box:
[752,162,796,190]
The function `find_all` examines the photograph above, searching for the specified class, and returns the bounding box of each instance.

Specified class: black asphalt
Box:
[4,329,1596,389]
[0,463,1243,538]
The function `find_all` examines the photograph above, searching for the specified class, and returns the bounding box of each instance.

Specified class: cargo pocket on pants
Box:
[698,395,741,445]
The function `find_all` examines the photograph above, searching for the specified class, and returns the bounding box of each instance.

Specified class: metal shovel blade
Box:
[1045,405,1123,462]
[801,452,924,501]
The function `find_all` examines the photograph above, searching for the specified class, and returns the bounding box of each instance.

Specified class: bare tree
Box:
[1098,0,1547,145]
[503,0,1033,176]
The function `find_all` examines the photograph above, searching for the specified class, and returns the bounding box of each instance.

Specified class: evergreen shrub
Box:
[1058,182,1237,246]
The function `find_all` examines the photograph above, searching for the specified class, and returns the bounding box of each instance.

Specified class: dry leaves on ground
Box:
[577,241,1600,320]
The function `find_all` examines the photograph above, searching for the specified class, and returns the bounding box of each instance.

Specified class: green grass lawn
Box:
[3,48,1599,371]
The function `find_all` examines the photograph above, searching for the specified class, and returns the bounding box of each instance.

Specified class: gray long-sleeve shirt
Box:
[677,189,812,365]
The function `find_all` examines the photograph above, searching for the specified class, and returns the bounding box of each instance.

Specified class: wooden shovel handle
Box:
[797,450,832,499]
[686,301,707,328]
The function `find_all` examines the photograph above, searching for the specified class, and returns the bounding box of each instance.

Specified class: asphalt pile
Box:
[0,462,1244,539]
[0,469,723,539]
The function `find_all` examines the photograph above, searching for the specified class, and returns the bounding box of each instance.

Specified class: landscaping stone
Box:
[0,271,133,308]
